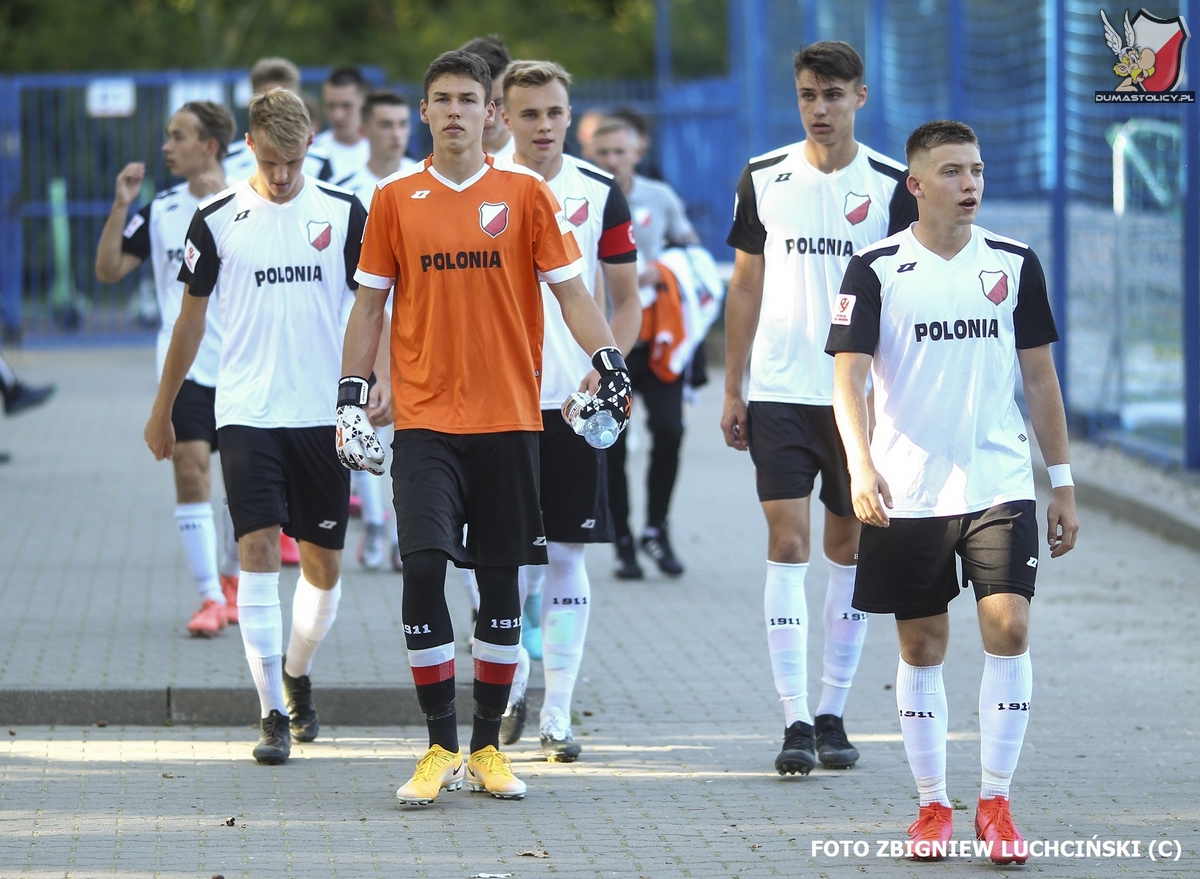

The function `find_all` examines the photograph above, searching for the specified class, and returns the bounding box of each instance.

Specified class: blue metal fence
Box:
[0,0,1196,464]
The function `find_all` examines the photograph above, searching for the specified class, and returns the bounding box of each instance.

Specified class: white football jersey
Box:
[728,141,917,405]
[121,183,222,386]
[222,140,333,184]
[178,177,367,429]
[312,130,370,182]
[825,225,1059,518]
[532,156,637,408]
[334,157,418,211]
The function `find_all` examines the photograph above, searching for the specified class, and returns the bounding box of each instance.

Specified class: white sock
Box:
[539,542,591,723]
[520,562,545,620]
[285,576,342,678]
[897,657,949,807]
[816,556,867,717]
[352,468,387,527]
[0,354,15,391]
[175,503,222,603]
[979,650,1033,801]
[508,645,530,706]
[764,561,811,727]
[238,571,286,717]
[218,501,239,579]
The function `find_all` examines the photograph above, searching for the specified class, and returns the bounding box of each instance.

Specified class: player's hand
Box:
[585,347,632,431]
[114,162,146,207]
[336,376,385,475]
[195,169,227,197]
[336,405,386,474]
[850,466,892,528]
[721,392,749,451]
[144,408,176,461]
[578,369,601,396]
[366,379,392,427]
[1046,486,1079,558]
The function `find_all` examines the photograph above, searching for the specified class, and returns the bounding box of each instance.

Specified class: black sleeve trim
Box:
[857,242,901,266]
[868,156,907,184]
[196,191,237,219]
[825,254,884,356]
[315,181,360,205]
[748,152,788,174]
[984,238,1031,258]
[885,181,918,237]
[179,209,221,297]
[1010,248,1059,349]
[343,195,368,291]
[316,156,334,181]
[596,174,633,229]
[120,203,152,260]
[726,163,767,254]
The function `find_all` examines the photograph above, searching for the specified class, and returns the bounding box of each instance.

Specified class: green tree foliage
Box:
[0,0,726,80]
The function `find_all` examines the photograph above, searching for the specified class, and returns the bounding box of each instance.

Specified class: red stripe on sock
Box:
[474,658,516,685]
[411,659,454,686]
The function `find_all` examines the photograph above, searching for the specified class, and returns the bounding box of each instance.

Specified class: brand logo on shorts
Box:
[844,192,871,225]
[580,518,596,529]
[308,220,332,252]
[1026,557,1038,568]
[318,520,338,530]
[532,536,547,546]
[563,196,589,226]
[480,202,509,238]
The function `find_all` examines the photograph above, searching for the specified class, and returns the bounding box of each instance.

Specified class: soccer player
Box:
[592,117,697,579]
[339,50,630,804]
[335,90,417,570]
[827,120,1078,862]
[223,57,333,185]
[313,66,370,181]
[145,89,372,765]
[96,100,240,637]
[722,41,917,775]
[459,34,515,160]
[496,60,641,761]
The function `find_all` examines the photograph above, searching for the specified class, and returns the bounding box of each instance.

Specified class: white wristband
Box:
[1047,463,1074,488]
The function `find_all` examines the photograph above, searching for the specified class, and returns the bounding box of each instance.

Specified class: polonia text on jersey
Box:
[420,250,502,272]
[254,265,324,287]
[784,236,855,256]
[915,318,1000,342]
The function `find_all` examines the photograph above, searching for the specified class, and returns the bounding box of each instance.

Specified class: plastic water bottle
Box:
[562,392,620,449]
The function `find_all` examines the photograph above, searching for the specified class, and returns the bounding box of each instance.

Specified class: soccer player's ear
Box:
[906,173,922,201]
[855,84,867,110]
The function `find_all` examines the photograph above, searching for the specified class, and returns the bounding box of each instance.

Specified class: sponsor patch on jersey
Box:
[563,196,589,226]
[480,202,509,238]
[832,294,856,326]
[122,213,145,238]
[308,220,332,252]
[844,192,871,225]
[981,270,1008,305]
[183,239,200,273]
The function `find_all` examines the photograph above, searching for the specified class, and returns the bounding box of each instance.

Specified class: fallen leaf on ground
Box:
[518,850,550,858]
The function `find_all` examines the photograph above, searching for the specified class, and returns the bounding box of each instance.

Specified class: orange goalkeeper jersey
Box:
[356,156,584,433]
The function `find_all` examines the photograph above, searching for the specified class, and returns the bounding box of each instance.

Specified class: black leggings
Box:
[606,345,685,538]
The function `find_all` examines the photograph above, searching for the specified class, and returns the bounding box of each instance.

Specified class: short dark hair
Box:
[905,120,979,166]
[178,100,236,160]
[325,66,367,93]
[249,57,300,93]
[793,41,865,86]
[459,34,512,80]
[423,50,492,101]
[363,90,408,122]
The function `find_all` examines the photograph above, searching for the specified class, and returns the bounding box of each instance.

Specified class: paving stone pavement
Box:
[0,345,1197,877]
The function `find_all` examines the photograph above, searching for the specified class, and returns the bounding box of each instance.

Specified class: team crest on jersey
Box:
[480,202,509,238]
[307,220,332,252]
[563,196,589,226]
[980,270,1009,305]
[844,192,871,225]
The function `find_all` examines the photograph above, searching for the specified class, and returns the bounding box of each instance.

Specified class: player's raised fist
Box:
[114,162,146,206]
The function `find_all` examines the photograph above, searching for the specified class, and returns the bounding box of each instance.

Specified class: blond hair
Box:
[248,89,311,154]
[502,60,572,101]
[250,57,301,93]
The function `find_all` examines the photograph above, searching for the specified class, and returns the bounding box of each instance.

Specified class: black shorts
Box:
[746,401,852,515]
[392,429,546,568]
[172,380,218,448]
[539,409,614,544]
[853,500,1039,620]
[217,425,350,549]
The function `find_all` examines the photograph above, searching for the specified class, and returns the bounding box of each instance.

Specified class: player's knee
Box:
[402,549,450,591]
[898,627,948,667]
[173,458,210,504]
[299,547,341,588]
[982,614,1029,655]
[239,527,279,570]
[768,532,809,564]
